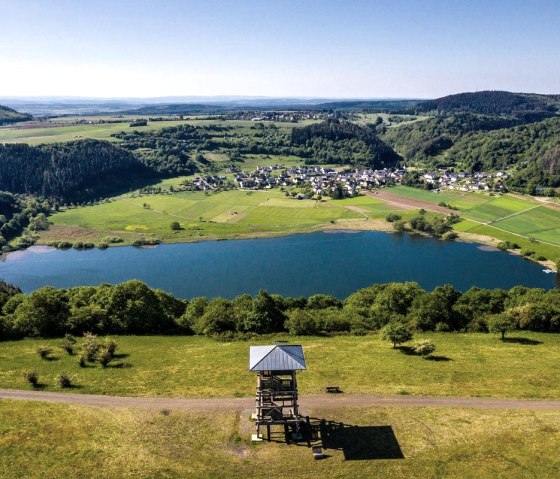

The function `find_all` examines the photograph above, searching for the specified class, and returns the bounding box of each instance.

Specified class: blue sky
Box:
[1,0,559,98]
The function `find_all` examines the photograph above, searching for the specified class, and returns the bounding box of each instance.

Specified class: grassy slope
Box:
[1,400,559,479]
[2,333,560,399]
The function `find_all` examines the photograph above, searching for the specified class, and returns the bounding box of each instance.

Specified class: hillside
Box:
[0,140,149,201]
[0,105,32,125]
[414,90,560,117]
[291,119,401,168]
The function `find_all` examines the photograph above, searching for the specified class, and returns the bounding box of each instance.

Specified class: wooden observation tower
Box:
[249,343,306,441]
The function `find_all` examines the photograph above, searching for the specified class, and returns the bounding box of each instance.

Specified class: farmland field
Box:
[2,333,559,399]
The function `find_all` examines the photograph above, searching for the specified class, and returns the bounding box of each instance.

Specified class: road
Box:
[2,389,560,411]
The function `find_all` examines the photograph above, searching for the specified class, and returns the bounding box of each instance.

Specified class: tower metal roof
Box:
[249,344,306,372]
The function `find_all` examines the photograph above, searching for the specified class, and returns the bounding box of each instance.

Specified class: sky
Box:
[1,0,559,99]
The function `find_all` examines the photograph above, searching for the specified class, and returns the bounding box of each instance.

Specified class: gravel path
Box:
[2,389,560,411]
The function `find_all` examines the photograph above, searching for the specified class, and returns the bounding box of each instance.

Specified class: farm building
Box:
[249,343,306,441]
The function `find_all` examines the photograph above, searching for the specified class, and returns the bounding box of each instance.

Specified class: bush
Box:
[84,242,95,249]
[97,242,109,249]
[381,321,414,348]
[170,221,181,230]
[73,241,84,250]
[57,372,74,388]
[58,241,73,249]
[23,369,39,387]
[442,231,458,241]
[385,213,402,223]
[36,345,53,360]
[414,340,436,358]
[97,348,113,367]
[59,338,74,355]
[81,332,100,362]
[78,354,87,368]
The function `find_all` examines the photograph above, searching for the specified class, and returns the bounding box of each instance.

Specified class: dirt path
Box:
[365,190,457,215]
[2,389,560,411]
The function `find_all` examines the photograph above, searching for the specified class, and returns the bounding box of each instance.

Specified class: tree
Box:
[381,321,414,348]
[414,340,436,358]
[487,313,517,340]
[170,221,181,230]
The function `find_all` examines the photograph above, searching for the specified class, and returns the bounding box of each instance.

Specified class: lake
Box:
[0,231,556,298]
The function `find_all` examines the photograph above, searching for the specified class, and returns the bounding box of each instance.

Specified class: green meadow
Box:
[41,189,368,244]
[2,400,558,479]
[2,332,559,399]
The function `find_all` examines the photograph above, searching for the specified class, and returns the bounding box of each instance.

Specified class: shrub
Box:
[84,242,95,249]
[385,213,402,223]
[36,345,53,360]
[23,369,39,387]
[393,220,406,233]
[170,221,181,230]
[58,241,73,249]
[59,338,74,355]
[81,332,100,362]
[104,337,117,356]
[442,231,458,241]
[57,372,74,388]
[381,321,414,348]
[97,243,109,249]
[97,348,113,368]
[78,354,87,368]
[73,241,84,250]
[414,340,436,358]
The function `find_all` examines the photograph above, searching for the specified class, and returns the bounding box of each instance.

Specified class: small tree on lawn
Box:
[381,321,414,348]
[414,340,436,358]
[487,313,517,340]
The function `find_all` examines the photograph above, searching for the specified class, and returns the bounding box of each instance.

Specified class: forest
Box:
[0,140,148,201]
[1,279,559,340]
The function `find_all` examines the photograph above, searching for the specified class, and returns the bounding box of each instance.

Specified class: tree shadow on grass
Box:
[395,345,416,356]
[426,355,452,362]
[108,362,132,369]
[112,353,129,359]
[43,356,60,362]
[502,337,543,345]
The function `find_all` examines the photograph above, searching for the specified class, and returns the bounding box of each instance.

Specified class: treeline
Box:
[414,91,559,116]
[291,119,401,168]
[1,280,559,341]
[0,140,148,201]
[0,192,51,251]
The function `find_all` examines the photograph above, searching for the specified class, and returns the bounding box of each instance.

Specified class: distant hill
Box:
[414,91,560,117]
[0,105,32,125]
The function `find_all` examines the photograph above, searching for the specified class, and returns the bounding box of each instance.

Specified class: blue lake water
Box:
[0,232,556,298]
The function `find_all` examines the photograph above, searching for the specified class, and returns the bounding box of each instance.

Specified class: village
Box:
[187,163,509,198]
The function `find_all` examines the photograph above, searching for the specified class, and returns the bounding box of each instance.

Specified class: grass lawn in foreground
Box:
[1,400,558,479]
[1,332,559,399]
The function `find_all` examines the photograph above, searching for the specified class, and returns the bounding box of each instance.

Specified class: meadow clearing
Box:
[1,399,558,479]
[2,332,559,399]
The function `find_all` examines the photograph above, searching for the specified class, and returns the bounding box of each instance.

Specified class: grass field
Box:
[40,190,368,245]
[1,399,558,479]
[2,332,559,399]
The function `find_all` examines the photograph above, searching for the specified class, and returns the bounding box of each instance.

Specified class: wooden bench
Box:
[325,386,342,394]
